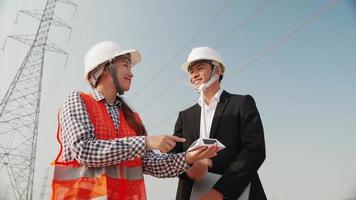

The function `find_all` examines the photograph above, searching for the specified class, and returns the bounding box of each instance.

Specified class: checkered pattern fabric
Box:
[92,90,121,131]
[58,90,189,177]
[142,150,191,178]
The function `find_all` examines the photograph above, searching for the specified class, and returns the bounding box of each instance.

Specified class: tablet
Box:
[187,138,225,152]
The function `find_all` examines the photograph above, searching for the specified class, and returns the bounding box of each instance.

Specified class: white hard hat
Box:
[84,41,141,86]
[182,47,225,73]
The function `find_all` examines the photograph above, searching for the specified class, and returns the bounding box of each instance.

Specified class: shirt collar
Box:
[93,89,105,101]
[198,88,224,106]
[92,89,122,107]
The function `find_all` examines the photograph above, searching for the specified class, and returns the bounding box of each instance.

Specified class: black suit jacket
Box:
[172,91,267,200]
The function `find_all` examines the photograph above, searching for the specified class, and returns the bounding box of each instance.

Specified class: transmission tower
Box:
[0,0,76,199]
[0,186,10,200]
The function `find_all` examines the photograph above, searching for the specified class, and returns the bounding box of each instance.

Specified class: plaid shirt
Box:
[59,90,190,177]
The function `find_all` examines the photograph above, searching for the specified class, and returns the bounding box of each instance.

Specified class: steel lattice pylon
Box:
[0,0,76,199]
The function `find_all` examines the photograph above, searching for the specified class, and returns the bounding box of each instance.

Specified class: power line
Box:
[149,102,192,132]
[127,0,234,101]
[148,0,341,132]
[50,0,98,69]
[136,0,273,112]
[64,0,98,54]
[226,0,341,80]
[137,74,185,112]
[214,0,273,49]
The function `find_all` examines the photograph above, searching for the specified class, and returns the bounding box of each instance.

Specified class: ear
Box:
[101,67,110,76]
[95,67,111,86]
[215,65,223,76]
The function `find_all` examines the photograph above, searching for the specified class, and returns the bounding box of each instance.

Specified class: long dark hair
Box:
[94,59,146,136]
[118,97,147,136]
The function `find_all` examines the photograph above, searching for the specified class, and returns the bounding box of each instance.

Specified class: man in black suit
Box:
[171,47,267,200]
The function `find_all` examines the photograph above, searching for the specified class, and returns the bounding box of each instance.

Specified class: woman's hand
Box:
[145,135,186,152]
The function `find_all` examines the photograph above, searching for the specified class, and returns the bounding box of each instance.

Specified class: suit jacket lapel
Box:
[192,104,201,142]
[209,91,230,138]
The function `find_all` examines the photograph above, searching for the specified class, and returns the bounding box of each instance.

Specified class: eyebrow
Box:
[189,63,206,71]
[117,58,131,64]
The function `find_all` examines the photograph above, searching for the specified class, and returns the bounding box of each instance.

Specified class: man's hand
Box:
[186,158,212,181]
[145,135,185,152]
[199,189,223,200]
[185,145,218,165]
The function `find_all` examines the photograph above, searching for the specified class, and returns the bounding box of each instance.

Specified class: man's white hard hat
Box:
[84,40,141,86]
[182,47,225,73]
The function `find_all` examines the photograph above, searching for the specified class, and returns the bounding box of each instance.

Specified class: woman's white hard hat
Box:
[84,41,141,86]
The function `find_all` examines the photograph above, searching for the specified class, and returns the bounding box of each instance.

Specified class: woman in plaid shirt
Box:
[51,41,218,200]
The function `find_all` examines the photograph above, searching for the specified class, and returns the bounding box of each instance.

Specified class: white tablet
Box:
[187,138,225,152]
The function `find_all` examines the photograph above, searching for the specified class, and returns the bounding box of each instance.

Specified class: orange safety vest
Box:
[51,93,147,200]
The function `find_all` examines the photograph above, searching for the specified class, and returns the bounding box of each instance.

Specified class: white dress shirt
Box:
[198,88,223,138]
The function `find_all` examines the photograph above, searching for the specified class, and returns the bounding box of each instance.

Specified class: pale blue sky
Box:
[1,0,356,199]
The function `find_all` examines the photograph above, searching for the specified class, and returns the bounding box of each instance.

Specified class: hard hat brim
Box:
[84,49,141,83]
[114,49,141,67]
[182,58,225,73]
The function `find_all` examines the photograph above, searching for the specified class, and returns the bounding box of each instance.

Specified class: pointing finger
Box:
[168,135,186,143]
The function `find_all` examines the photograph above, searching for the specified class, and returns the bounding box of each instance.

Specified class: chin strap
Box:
[108,60,124,95]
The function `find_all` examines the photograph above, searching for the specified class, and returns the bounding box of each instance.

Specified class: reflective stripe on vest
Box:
[53,165,143,180]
